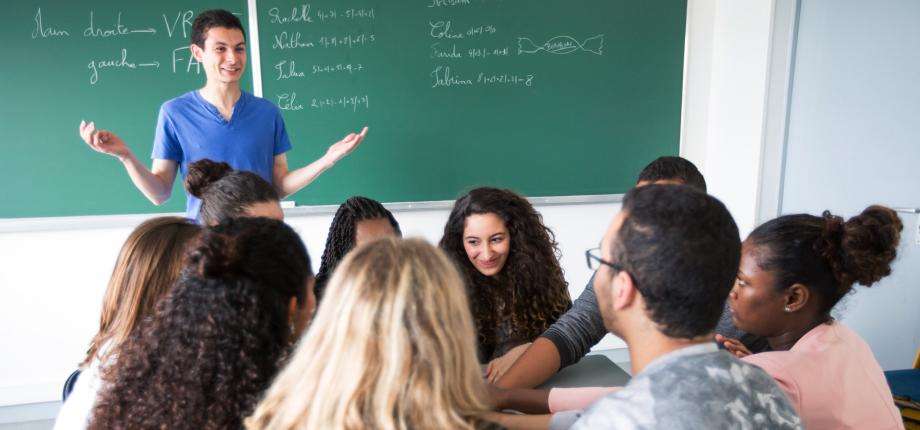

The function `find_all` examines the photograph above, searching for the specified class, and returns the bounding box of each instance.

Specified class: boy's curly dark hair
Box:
[439,187,571,360]
[89,217,312,430]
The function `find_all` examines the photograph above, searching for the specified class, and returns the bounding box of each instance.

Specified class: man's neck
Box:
[199,82,242,114]
[624,330,713,376]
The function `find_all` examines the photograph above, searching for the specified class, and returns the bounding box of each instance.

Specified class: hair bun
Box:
[185,159,233,198]
[185,231,244,279]
[818,206,902,292]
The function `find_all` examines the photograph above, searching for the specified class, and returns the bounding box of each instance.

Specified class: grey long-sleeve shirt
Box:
[541,276,770,369]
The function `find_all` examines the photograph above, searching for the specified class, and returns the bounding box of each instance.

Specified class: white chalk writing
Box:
[311,95,370,112]
[32,8,70,39]
[268,5,313,24]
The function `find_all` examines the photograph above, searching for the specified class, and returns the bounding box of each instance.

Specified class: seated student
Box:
[491,185,802,430]
[313,196,401,301]
[720,206,904,429]
[88,217,316,430]
[185,158,283,225]
[53,217,200,430]
[246,237,503,430]
[439,187,572,378]
[497,156,768,389]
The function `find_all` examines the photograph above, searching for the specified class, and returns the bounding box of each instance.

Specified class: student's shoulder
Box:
[159,90,199,113]
[245,91,284,114]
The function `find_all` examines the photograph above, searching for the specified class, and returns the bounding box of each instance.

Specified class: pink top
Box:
[548,386,620,413]
[744,322,903,430]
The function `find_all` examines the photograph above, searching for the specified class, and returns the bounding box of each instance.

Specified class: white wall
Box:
[0,0,784,406]
[780,0,920,369]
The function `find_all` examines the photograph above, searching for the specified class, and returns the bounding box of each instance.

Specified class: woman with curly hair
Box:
[246,237,502,430]
[54,217,200,430]
[719,205,903,429]
[88,217,316,430]
[440,187,571,381]
[313,196,401,301]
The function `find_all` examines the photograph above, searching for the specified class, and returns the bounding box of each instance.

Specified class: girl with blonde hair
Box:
[247,237,502,430]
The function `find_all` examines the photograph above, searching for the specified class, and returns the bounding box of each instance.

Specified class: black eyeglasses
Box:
[585,247,623,272]
[586,247,645,295]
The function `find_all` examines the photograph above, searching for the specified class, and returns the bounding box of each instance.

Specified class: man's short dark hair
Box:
[192,9,246,48]
[637,156,707,192]
[611,185,739,338]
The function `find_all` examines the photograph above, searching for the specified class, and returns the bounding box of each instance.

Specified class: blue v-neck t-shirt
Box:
[151,90,292,219]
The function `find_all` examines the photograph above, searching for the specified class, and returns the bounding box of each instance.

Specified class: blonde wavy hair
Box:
[246,237,493,430]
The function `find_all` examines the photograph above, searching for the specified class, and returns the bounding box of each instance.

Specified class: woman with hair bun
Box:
[440,187,571,381]
[185,158,282,225]
[720,205,904,429]
[88,217,316,430]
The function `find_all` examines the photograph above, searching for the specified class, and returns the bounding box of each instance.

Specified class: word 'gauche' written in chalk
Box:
[87,49,160,85]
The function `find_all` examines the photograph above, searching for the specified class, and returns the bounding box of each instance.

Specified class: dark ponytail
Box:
[185,159,280,225]
[749,205,902,313]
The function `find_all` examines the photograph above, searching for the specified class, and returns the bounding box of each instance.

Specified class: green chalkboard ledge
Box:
[0,194,622,234]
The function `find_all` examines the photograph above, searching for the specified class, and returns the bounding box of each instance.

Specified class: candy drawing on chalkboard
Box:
[517,34,604,55]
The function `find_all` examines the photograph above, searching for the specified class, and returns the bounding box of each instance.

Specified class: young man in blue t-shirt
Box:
[78,9,367,219]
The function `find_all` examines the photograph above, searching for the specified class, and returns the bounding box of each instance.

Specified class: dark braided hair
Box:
[185,159,280,225]
[89,217,312,430]
[440,187,571,361]
[748,205,902,315]
[314,196,401,301]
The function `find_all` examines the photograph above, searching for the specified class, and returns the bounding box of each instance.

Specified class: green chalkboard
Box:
[1,0,685,219]
[0,1,249,218]
[258,0,687,206]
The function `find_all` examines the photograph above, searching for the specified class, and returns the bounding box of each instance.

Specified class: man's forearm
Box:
[120,153,172,205]
[276,156,333,198]
[496,337,561,389]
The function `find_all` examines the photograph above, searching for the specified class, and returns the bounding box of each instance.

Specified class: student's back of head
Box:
[84,217,200,367]
[185,159,281,225]
[247,237,497,430]
[89,217,315,430]
[314,196,401,300]
[636,156,707,192]
[613,184,739,337]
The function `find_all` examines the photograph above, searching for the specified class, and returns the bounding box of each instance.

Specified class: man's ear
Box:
[613,271,639,311]
[191,43,204,62]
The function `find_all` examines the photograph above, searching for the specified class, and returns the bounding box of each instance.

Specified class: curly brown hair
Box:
[439,187,571,361]
[89,217,312,430]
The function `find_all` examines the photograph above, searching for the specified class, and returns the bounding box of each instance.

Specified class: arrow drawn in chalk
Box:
[517,34,604,55]
[138,61,160,69]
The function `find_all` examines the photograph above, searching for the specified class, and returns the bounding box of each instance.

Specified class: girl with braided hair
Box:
[314,196,401,301]
[440,187,571,382]
[88,217,316,430]
[720,205,904,429]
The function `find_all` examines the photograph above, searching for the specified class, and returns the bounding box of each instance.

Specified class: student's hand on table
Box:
[715,334,752,358]
[485,343,531,384]
[324,126,368,165]
[79,120,132,160]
